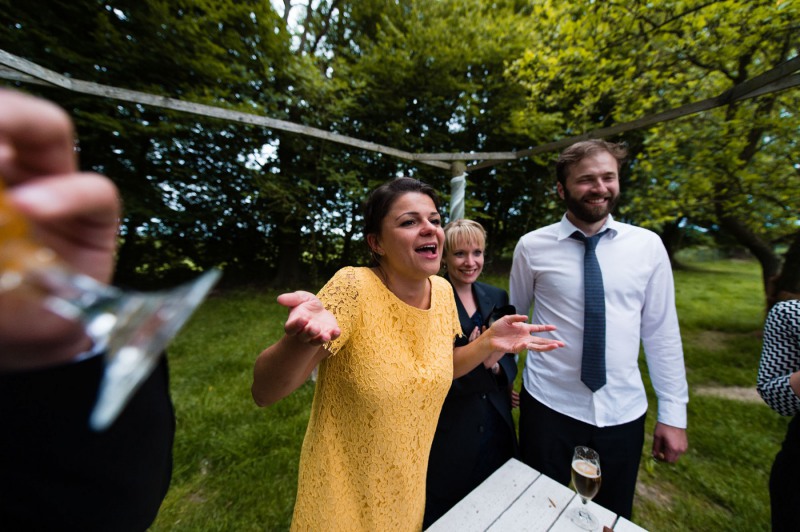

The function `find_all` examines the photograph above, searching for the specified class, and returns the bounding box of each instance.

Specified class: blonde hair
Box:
[443,219,486,257]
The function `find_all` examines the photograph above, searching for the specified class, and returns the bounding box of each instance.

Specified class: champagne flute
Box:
[0,179,220,431]
[568,445,602,530]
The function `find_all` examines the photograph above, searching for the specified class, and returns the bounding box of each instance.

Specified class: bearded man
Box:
[509,139,688,519]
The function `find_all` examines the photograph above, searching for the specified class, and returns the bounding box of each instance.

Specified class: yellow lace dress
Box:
[290,267,461,531]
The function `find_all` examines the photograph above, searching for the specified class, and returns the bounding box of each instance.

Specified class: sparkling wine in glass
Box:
[0,180,220,431]
[568,445,602,530]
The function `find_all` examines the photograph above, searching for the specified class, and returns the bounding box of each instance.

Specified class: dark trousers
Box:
[770,414,800,532]
[518,388,645,519]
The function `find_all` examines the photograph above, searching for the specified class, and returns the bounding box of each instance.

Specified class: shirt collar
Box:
[557,213,618,241]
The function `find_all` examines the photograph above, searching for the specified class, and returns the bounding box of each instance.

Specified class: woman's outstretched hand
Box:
[486,315,564,354]
[252,291,340,406]
[277,291,341,345]
[453,314,562,379]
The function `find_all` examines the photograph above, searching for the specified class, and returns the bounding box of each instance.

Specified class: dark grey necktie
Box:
[571,230,608,392]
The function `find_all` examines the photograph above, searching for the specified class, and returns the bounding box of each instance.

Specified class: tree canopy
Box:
[1,0,797,302]
[504,0,799,305]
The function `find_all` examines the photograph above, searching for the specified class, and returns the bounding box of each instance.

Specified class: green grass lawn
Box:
[151,258,785,531]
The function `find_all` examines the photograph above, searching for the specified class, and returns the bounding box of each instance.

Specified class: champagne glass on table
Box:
[568,445,602,530]
[0,180,220,431]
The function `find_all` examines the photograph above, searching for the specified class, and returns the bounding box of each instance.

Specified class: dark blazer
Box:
[424,276,519,528]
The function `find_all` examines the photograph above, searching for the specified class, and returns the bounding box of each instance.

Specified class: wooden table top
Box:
[427,458,648,532]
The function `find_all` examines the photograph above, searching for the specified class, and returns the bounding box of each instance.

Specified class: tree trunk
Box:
[716,209,782,308]
[272,222,304,288]
[660,218,686,269]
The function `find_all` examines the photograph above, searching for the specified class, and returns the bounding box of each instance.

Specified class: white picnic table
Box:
[426,458,647,532]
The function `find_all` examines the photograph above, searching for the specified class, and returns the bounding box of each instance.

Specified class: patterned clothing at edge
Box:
[757,299,800,532]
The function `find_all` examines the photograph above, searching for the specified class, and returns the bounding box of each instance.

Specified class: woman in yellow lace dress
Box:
[252,178,563,531]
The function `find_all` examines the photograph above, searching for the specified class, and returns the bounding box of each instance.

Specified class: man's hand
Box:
[652,422,688,463]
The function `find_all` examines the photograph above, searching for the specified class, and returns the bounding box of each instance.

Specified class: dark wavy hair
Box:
[363,177,441,265]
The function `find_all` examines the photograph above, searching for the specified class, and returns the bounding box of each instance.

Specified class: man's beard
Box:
[563,187,619,224]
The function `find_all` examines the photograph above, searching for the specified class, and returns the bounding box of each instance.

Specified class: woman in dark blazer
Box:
[423,219,519,528]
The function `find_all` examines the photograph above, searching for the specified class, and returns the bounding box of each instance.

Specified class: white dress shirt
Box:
[509,214,688,428]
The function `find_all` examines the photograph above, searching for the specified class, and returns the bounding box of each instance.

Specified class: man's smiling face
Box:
[558,150,620,226]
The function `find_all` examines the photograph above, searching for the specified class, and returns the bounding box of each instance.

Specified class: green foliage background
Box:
[1,0,797,296]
